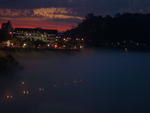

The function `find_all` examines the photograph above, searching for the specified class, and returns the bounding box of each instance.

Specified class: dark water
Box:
[0,49,150,113]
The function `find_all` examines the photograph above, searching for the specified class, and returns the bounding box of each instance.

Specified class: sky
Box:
[0,0,150,31]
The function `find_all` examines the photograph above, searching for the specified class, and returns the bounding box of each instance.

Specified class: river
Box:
[0,49,150,113]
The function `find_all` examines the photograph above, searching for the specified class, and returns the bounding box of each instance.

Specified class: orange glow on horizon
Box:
[0,21,75,32]
[13,25,71,31]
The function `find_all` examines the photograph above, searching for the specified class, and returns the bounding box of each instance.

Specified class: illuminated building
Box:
[13,28,58,43]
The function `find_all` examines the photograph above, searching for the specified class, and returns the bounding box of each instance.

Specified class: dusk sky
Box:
[0,0,150,31]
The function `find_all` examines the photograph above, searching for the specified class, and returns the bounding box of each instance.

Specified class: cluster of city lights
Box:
[0,27,85,50]
[103,40,147,52]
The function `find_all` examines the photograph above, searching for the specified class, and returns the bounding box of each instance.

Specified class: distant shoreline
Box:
[0,47,81,52]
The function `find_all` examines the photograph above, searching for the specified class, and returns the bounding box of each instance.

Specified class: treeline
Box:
[64,13,150,47]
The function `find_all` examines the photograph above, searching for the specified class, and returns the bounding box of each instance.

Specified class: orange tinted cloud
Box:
[0,8,83,31]
[33,8,82,20]
[0,8,83,20]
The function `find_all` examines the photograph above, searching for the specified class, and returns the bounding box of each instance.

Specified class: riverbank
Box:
[0,52,21,74]
[0,47,82,52]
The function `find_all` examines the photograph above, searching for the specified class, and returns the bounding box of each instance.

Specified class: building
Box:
[2,21,13,32]
[0,21,13,41]
[13,28,58,43]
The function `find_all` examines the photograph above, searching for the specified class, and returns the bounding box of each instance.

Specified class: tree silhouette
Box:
[64,13,150,49]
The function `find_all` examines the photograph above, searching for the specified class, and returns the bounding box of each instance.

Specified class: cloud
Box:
[0,9,33,17]
[33,8,83,20]
[0,8,81,31]
[0,8,83,20]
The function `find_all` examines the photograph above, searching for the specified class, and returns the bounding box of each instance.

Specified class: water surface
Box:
[0,49,150,113]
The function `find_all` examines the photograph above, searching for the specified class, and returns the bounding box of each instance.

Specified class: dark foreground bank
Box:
[0,53,21,74]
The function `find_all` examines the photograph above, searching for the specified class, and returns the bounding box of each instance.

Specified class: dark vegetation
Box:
[0,53,21,74]
[64,13,150,49]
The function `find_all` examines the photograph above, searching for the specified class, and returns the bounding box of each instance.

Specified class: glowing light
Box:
[22,90,30,95]
[11,43,14,46]
[54,44,58,48]
[74,46,77,49]
[21,81,25,85]
[38,88,45,92]
[23,43,27,48]
[9,32,13,35]
[6,40,11,47]
[76,38,79,41]
[80,45,84,49]
[4,95,13,99]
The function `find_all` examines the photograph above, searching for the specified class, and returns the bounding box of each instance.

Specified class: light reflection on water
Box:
[0,49,150,113]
